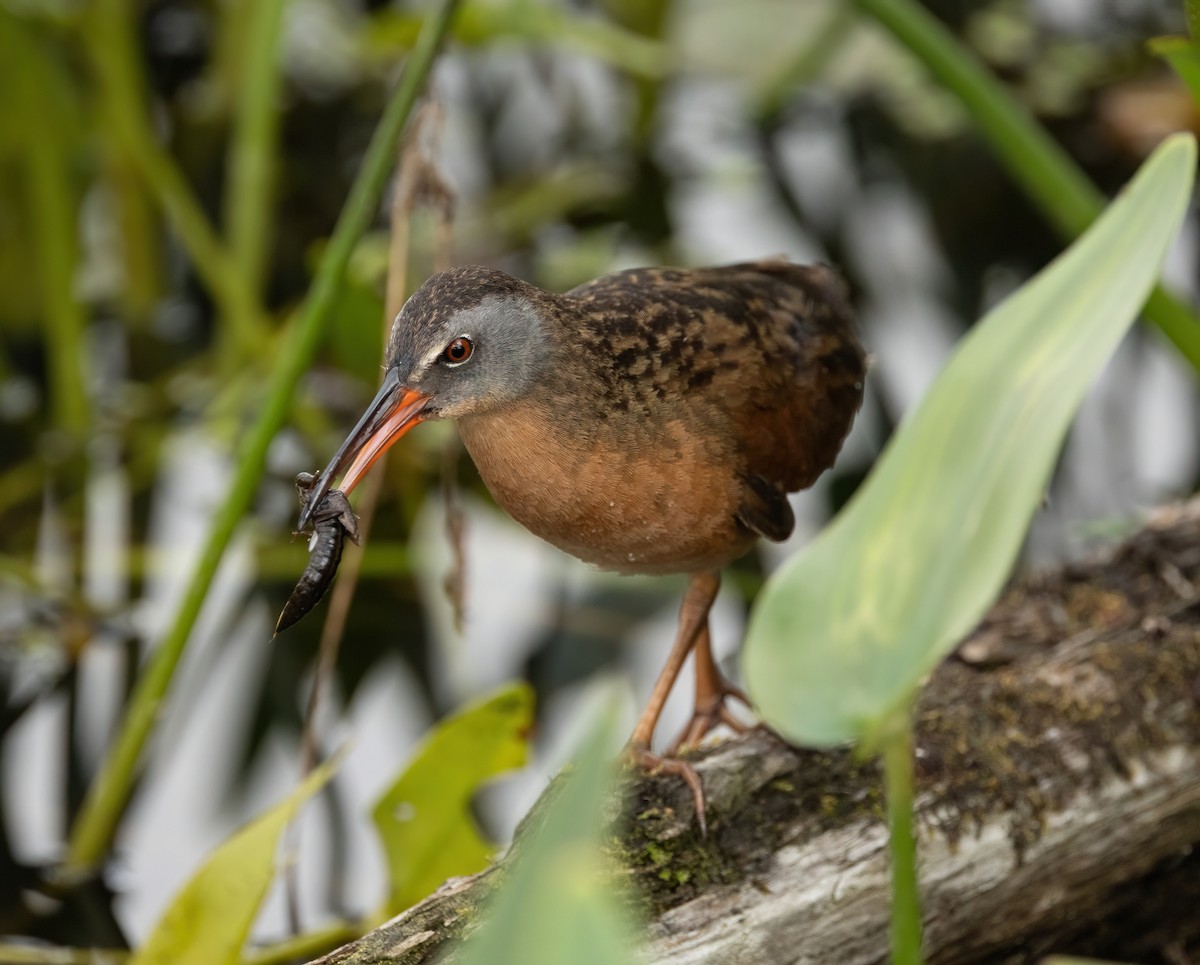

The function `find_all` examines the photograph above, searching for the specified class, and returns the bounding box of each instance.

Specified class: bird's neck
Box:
[457,396,591,473]
[455,398,597,544]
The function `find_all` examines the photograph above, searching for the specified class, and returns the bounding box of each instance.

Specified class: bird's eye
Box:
[444,336,473,365]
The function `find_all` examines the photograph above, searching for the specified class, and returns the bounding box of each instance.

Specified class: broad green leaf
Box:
[131,761,336,965]
[1148,36,1200,105]
[455,690,635,965]
[371,682,534,915]
[744,133,1196,748]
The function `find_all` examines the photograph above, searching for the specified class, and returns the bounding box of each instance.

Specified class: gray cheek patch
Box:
[445,295,546,395]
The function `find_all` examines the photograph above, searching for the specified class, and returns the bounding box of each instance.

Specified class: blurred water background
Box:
[1,0,1198,952]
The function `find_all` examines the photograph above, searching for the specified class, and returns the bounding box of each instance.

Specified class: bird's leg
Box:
[628,571,721,747]
[625,570,720,836]
[666,627,754,755]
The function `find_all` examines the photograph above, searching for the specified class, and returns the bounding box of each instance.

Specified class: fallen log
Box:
[309,498,1200,965]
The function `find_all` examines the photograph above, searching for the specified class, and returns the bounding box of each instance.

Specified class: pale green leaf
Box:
[744,133,1196,748]
[371,682,534,915]
[131,761,336,965]
[454,688,635,965]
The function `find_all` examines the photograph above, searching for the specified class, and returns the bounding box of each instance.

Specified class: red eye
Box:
[444,337,473,364]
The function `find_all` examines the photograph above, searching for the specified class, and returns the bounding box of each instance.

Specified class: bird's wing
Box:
[565,261,866,495]
[736,472,796,541]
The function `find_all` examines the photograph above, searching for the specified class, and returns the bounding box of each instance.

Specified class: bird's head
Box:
[298,266,549,527]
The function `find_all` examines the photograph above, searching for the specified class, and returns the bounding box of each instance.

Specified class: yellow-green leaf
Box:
[744,133,1196,748]
[131,761,336,965]
[371,682,534,915]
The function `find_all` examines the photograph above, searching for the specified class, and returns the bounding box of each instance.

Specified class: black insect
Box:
[274,472,360,635]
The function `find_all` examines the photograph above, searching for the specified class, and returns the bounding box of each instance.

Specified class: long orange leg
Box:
[666,627,754,755]
[626,570,720,835]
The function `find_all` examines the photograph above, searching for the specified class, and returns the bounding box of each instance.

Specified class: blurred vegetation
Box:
[0,0,1198,962]
[746,133,1194,963]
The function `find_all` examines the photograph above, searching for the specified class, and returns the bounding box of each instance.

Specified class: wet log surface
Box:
[308,499,1200,965]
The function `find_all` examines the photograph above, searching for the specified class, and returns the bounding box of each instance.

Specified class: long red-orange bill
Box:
[298,368,429,529]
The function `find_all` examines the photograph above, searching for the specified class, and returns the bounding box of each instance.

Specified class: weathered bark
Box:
[309,499,1200,965]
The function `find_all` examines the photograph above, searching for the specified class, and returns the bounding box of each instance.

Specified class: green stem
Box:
[882,718,923,965]
[223,0,289,303]
[27,91,88,439]
[28,150,88,441]
[62,0,463,877]
[1,13,88,437]
[84,0,267,358]
[109,149,163,322]
[854,0,1200,375]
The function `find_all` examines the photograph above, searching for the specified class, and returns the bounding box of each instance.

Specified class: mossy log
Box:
[309,499,1200,965]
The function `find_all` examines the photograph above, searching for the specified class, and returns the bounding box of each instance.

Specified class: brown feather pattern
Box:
[399,260,866,574]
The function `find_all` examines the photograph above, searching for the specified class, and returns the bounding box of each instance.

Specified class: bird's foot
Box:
[624,742,708,838]
[666,681,754,757]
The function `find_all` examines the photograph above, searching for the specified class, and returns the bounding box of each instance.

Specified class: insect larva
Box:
[274,472,360,635]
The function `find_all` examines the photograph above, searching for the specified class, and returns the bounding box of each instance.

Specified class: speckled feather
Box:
[389,260,866,574]
[564,262,865,487]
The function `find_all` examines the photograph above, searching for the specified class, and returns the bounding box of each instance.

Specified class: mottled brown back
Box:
[561,260,866,529]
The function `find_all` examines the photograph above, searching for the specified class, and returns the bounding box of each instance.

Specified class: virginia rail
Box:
[301,259,866,829]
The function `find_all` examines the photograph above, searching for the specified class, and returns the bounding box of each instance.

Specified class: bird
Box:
[300,259,866,831]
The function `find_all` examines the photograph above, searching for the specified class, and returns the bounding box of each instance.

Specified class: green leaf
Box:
[743,133,1196,749]
[131,761,336,965]
[454,689,635,965]
[1148,36,1200,104]
[371,682,534,915]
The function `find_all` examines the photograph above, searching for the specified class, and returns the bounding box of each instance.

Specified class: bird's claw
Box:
[624,742,708,838]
